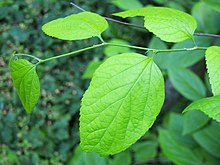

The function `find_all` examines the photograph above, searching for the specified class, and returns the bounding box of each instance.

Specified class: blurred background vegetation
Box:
[1,0,220,164]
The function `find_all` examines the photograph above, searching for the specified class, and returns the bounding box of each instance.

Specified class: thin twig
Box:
[194,33,220,38]
[70,2,86,12]
[70,2,144,29]
[70,1,220,38]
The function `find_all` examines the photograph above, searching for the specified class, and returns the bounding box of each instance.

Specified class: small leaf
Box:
[205,46,220,96]
[10,59,40,113]
[82,61,103,79]
[114,7,197,42]
[80,53,164,155]
[183,110,209,135]
[42,12,108,40]
[193,123,220,158]
[168,67,206,101]
[184,95,220,122]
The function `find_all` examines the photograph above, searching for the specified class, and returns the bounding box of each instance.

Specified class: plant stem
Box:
[105,43,207,53]
[156,46,207,53]
[39,43,105,64]
[37,42,207,64]
[104,43,152,51]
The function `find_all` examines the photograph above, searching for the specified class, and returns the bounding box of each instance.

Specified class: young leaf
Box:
[114,7,197,42]
[10,59,40,113]
[80,53,164,155]
[184,95,220,122]
[168,67,206,101]
[205,46,220,96]
[42,12,108,40]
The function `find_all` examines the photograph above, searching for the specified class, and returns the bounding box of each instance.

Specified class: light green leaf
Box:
[168,67,206,101]
[114,7,197,42]
[80,53,164,155]
[82,61,103,79]
[104,39,132,57]
[205,46,220,96]
[110,0,143,10]
[203,0,220,13]
[183,110,209,135]
[193,123,220,158]
[10,59,40,113]
[183,95,220,122]
[159,128,203,165]
[42,12,108,40]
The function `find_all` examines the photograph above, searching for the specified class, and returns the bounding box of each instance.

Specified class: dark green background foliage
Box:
[1,0,220,164]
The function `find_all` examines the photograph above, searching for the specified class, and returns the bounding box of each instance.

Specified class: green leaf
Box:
[108,151,131,165]
[167,113,197,147]
[114,7,197,42]
[159,128,203,165]
[104,39,132,57]
[203,0,220,13]
[205,46,220,96]
[10,59,40,113]
[193,123,220,158]
[82,61,103,79]
[183,110,209,135]
[131,141,158,163]
[110,0,143,10]
[80,53,164,155]
[42,12,108,40]
[68,145,107,165]
[183,95,220,122]
[192,2,220,34]
[168,67,206,101]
